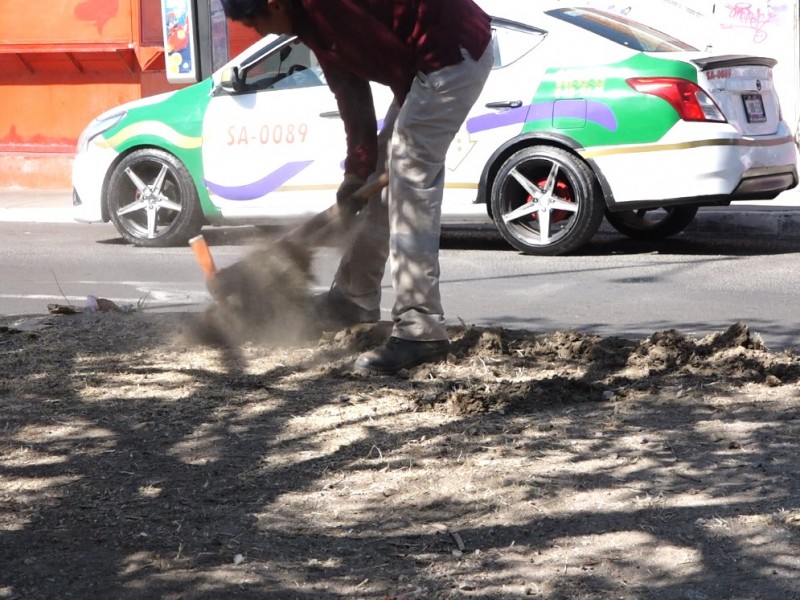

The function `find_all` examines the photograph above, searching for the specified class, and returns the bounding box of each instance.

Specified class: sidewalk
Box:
[0,189,75,223]
[1,186,799,236]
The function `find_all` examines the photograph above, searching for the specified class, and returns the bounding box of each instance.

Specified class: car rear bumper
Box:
[730,165,798,200]
[586,121,799,209]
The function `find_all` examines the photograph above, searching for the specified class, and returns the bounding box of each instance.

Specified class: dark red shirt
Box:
[289,0,492,179]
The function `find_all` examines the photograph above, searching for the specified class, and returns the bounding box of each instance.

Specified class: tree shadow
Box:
[1,314,799,598]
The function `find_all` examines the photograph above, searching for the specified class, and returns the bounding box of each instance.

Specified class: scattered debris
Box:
[84,295,121,313]
[47,303,81,315]
[0,317,53,334]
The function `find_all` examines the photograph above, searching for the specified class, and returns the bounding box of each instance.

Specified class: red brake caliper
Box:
[526,179,574,223]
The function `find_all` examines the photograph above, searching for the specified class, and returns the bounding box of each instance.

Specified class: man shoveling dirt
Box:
[214,0,494,375]
[186,177,387,349]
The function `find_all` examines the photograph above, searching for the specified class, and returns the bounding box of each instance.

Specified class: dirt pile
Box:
[185,238,319,348]
[1,312,799,599]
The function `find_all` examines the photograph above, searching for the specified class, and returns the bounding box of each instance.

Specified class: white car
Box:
[72,4,797,255]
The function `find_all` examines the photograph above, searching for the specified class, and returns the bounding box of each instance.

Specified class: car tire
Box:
[490,145,604,256]
[107,148,204,247]
[604,205,699,240]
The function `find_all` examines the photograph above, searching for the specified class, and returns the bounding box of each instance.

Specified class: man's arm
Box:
[319,59,378,181]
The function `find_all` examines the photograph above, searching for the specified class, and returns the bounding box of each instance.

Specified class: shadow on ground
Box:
[1,313,799,599]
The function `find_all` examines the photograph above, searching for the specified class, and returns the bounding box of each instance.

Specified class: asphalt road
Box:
[2,219,799,351]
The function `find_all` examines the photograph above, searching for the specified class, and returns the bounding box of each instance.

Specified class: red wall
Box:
[0,0,259,189]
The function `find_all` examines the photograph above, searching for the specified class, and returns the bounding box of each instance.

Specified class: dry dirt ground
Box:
[2,311,800,599]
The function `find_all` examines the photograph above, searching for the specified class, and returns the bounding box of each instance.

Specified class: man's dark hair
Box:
[219,0,266,21]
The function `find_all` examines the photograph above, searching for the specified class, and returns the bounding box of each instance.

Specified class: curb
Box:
[0,190,74,224]
[0,207,74,224]
[690,208,800,238]
[596,207,800,239]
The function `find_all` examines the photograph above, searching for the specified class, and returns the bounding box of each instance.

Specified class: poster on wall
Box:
[161,0,198,84]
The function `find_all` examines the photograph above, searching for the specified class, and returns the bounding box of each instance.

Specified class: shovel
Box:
[267,173,390,250]
[186,174,389,346]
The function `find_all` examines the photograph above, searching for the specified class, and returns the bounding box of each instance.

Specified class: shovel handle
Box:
[189,235,217,280]
[196,174,390,303]
[281,173,389,245]
[346,172,390,213]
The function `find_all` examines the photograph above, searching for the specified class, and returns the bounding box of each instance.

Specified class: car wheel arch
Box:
[479,132,606,219]
[581,156,616,208]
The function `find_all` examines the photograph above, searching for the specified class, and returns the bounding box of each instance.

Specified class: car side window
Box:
[243,40,325,92]
[491,20,547,69]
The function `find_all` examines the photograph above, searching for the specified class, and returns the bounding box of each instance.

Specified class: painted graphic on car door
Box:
[201,40,348,220]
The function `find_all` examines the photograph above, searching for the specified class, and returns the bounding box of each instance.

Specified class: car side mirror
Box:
[219,66,245,94]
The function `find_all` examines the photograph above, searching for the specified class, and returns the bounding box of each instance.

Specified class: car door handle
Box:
[485,100,523,109]
[319,111,341,119]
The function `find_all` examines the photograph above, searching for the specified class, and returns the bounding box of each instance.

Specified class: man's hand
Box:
[336,174,367,215]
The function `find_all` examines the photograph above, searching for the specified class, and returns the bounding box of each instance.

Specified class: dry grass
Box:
[2,312,799,599]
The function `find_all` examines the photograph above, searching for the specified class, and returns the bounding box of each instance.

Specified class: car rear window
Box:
[546,7,697,52]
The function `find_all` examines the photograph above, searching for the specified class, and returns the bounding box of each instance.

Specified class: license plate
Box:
[742,93,766,123]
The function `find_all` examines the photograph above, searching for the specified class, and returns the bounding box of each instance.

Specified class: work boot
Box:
[312,288,379,328]
[354,336,450,375]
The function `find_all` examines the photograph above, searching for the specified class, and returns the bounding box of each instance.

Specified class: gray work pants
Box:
[332,44,494,341]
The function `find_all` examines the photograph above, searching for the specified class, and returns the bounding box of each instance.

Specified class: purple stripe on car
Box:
[586,101,618,131]
[467,105,530,133]
[467,101,617,133]
[205,160,314,201]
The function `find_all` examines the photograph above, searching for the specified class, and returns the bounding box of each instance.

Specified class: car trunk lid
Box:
[691,54,781,136]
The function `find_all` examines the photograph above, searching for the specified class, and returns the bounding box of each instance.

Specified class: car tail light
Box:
[626,77,726,122]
